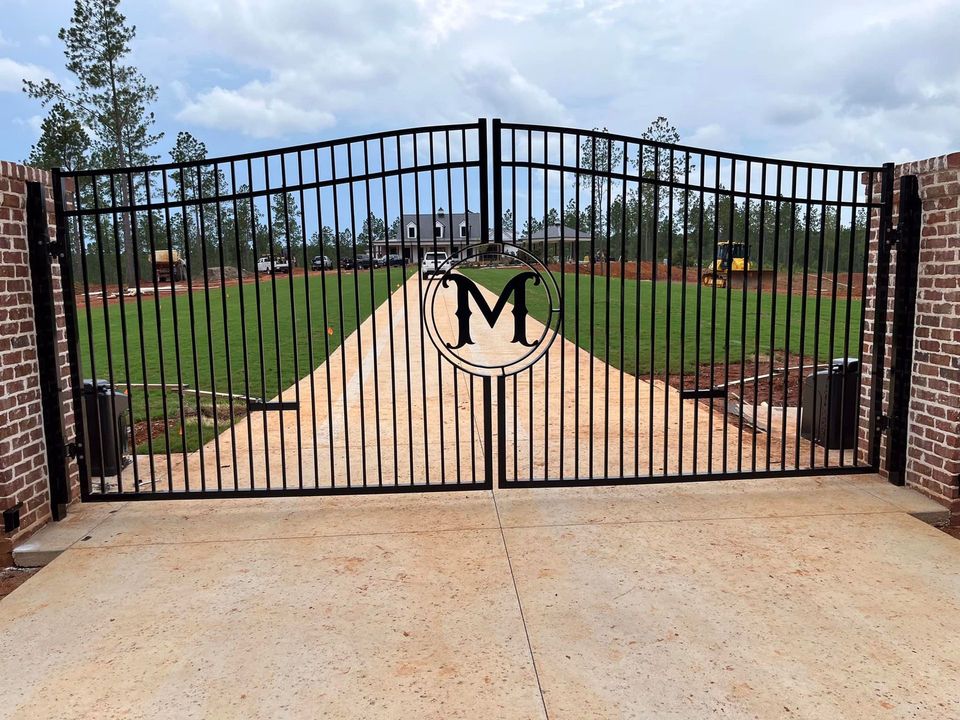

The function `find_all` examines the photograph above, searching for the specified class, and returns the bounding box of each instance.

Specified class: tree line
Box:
[505,125,868,274]
[508,190,868,275]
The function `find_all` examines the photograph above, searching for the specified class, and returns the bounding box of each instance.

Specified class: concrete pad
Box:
[12,502,123,567]
[495,474,902,529]
[80,491,499,547]
[503,512,960,719]
[0,530,545,720]
[2,478,958,718]
[840,474,951,524]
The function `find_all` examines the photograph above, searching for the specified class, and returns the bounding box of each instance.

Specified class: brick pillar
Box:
[861,153,960,522]
[0,161,79,565]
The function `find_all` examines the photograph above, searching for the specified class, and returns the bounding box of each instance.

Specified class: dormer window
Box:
[434,223,444,239]
[406,222,417,239]
[459,221,467,238]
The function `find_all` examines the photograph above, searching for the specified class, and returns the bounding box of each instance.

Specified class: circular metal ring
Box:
[422,244,562,377]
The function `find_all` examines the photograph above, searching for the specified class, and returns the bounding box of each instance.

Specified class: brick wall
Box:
[0,161,79,565]
[861,152,960,522]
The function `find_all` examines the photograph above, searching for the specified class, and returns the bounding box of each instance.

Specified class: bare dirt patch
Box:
[941,526,960,542]
[666,353,817,412]
[132,404,248,446]
[0,567,38,601]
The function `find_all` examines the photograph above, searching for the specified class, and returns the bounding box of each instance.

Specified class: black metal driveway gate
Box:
[52,119,903,501]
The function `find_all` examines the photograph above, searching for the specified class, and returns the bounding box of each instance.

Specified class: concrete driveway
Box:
[1,474,958,719]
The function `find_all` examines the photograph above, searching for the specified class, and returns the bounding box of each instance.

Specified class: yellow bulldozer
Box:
[701,241,767,289]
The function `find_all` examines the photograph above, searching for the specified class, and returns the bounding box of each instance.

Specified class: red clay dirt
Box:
[547,261,863,297]
[0,567,38,601]
[666,353,818,412]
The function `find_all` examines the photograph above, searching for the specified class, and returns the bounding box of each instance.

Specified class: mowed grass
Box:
[463,269,862,376]
[78,268,411,453]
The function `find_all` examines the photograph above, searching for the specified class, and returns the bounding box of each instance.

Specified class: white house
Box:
[372,210,483,263]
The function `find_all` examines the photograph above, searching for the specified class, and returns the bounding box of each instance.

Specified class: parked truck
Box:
[256,255,291,274]
[153,250,186,282]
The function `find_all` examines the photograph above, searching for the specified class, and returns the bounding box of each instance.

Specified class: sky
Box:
[1,0,959,170]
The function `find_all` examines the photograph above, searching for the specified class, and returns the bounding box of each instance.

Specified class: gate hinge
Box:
[886,226,901,248]
[47,238,65,259]
[876,414,890,433]
[65,441,80,459]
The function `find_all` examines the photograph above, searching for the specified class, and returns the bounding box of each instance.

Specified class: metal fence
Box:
[56,122,492,498]
[492,121,888,486]
[53,119,895,500]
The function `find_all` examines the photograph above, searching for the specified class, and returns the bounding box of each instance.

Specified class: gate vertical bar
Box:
[483,376,493,486]
[867,162,896,470]
[29,180,72,518]
[885,174,921,485]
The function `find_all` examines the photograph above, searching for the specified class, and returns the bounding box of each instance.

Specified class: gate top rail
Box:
[495,119,887,175]
[57,119,485,179]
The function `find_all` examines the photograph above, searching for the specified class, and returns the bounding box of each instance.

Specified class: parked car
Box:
[340,256,355,270]
[384,254,407,267]
[421,251,450,278]
[355,253,373,269]
[256,255,290,274]
[311,255,332,271]
[373,255,386,268]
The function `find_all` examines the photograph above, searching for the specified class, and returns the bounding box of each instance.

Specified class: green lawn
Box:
[462,269,862,376]
[78,268,411,453]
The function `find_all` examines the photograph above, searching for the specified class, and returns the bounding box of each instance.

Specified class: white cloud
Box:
[0,56,51,93]
[687,124,731,150]
[412,0,554,37]
[149,0,960,163]
[456,58,568,123]
[12,113,43,136]
[178,85,336,138]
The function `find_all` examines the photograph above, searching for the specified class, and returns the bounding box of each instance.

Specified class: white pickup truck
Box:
[420,251,451,279]
[256,256,290,274]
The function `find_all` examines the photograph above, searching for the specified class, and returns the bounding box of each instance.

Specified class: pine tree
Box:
[24,0,163,286]
[26,102,89,171]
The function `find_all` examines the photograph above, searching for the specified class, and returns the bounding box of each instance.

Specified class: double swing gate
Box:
[51,119,909,501]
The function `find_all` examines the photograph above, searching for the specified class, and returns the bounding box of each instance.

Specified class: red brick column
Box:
[0,161,79,565]
[861,153,960,522]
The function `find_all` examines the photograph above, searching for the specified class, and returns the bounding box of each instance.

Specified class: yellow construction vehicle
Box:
[702,242,758,288]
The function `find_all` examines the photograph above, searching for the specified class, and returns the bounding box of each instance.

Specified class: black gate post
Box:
[26,180,71,519]
[885,175,922,485]
[867,162,895,471]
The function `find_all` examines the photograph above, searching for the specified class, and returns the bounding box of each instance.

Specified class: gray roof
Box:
[524,224,592,241]
[400,212,483,242]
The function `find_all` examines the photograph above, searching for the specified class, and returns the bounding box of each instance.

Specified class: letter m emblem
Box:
[442,272,540,350]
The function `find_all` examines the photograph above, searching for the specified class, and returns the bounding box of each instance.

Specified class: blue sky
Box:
[2,0,959,169]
